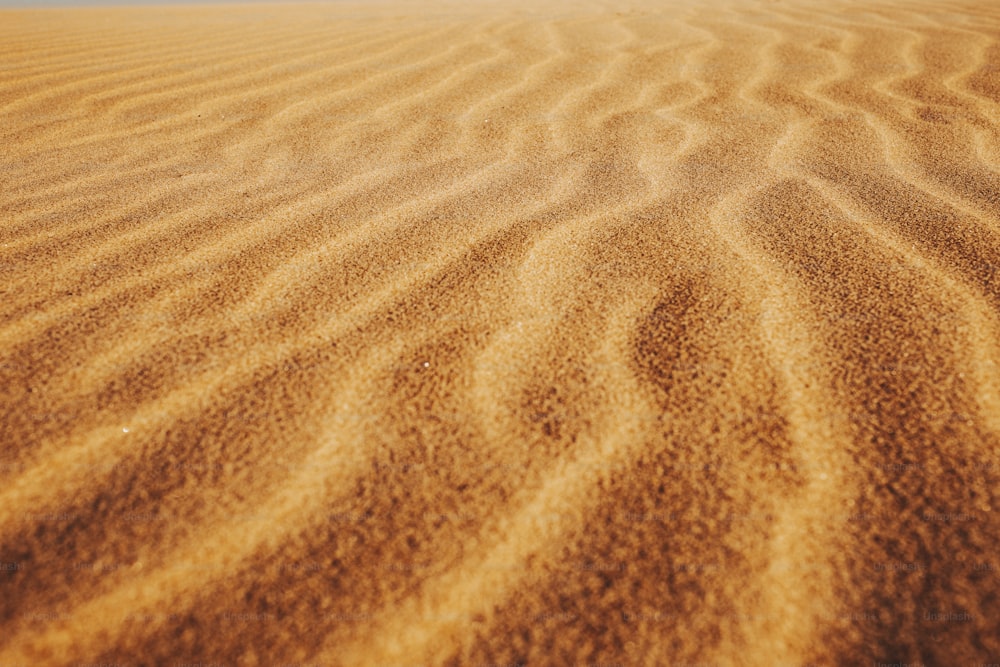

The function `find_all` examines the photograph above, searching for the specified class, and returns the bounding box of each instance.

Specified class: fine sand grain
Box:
[3,0,1000,664]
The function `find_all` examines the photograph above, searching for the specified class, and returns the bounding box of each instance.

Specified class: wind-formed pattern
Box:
[2,0,1000,664]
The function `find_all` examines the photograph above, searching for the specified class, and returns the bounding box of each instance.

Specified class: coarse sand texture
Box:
[3,0,1000,664]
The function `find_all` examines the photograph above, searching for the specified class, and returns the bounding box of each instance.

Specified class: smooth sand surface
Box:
[3,0,1000,664]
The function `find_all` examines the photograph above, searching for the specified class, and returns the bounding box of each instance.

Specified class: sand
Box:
[2,0,1000,664]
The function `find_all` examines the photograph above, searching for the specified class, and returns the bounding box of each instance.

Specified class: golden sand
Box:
[2,0,1000,664]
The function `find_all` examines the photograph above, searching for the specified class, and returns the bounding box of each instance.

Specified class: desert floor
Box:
[3,0,1000,664]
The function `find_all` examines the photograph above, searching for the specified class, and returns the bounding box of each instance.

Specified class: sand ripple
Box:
[2,0,1000,664]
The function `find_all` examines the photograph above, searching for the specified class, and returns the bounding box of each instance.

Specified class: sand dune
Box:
[3,0,1000,664]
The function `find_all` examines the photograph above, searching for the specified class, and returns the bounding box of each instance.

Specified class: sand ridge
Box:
[2,0,1000,664]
